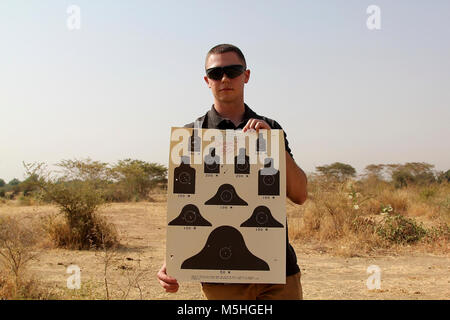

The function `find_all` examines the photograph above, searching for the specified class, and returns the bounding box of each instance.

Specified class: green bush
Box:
[23,161,118,250]
[437,170,450,183]
[8,179,20,186]
[376,214,427,244]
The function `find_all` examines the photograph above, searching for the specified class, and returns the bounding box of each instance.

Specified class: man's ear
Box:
[204,75,211,88]
[244,69,250,84]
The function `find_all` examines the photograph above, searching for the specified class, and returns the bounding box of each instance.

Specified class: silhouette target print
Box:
[188,129,201,153]
[173,156,196,194]
[256,132,266,152]
[181,226,269,270]
[168,204,212,226]
[258,158,280,196]
[240,206,284,228]
[204,147,220,174]
[234,147,250,174]
[205,184,248,206]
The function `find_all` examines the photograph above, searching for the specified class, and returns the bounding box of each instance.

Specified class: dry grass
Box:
[41,212,119,250]
[0,183,449,299]
[288,178,450,257]
[0,216,57,299]
[0,269,57,300]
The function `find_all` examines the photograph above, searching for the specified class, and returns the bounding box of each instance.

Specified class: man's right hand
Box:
[157,262,179,293]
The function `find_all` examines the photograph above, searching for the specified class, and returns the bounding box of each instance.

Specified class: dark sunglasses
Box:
[206,65,246,80]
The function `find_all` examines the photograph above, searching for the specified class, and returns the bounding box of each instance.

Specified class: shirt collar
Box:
[207,103,258,129]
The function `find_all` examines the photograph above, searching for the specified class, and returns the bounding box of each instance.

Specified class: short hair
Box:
[205,44,247,70]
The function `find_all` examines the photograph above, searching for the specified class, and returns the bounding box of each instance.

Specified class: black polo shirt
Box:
[184,103,300,277]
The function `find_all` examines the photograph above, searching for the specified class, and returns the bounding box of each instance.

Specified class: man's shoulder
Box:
[183,113,207,128]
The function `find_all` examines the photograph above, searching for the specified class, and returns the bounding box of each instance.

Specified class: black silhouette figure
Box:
[205,184,248,206]
[181,226,269,270]
[258,158,280,196]
[240,206,284,228]
[234,148,250,174]
[204,147,220,174]
[173,156,196,194]
[168,204,211,226]
[188,129,201,153]
[256,132,266,152]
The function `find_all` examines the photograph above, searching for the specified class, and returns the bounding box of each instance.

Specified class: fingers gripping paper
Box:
[166,128,286,284]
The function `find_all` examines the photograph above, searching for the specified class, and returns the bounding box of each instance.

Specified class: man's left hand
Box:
[243,118,271,132]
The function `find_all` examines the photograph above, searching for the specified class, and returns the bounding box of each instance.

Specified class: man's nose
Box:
[220,73,231,81]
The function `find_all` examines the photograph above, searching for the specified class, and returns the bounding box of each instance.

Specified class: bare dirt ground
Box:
[1,199,449,300]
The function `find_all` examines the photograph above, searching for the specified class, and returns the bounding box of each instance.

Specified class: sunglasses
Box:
[206,65,246,80]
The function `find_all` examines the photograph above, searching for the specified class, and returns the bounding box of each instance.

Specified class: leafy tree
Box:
[112,159,167,200]
[437,170,450,183]
[0,179,5,187]
[19,173,41,196]
[363,164,385,180]
[316,162,356,181]
[8,178,20,186]
[57,159,110,180]
[391,169,413,188]
[388,162,436,188]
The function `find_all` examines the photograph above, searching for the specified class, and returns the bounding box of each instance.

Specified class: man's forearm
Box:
[286,151,308,205]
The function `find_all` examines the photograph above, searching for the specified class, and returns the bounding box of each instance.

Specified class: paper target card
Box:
[166,127,286,284]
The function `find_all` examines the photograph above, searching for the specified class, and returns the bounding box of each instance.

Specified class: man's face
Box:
[204,52,250,104]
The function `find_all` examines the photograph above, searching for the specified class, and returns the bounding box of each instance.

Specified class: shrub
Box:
[376,214,427,244]
[23,161,119,250]
[42,213,118,250]
[0,271,54,300]
[0,216,38,294]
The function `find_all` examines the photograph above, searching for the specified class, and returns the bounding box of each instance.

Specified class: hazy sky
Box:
[1,0,449,182]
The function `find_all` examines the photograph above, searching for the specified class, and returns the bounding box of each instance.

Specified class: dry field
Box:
[0,196,449,300]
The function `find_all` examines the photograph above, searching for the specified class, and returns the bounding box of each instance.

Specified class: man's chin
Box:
[216,93,240,103]
[217,98,238,104]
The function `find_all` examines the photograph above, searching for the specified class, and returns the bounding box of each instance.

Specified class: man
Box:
[157,44,308,300]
